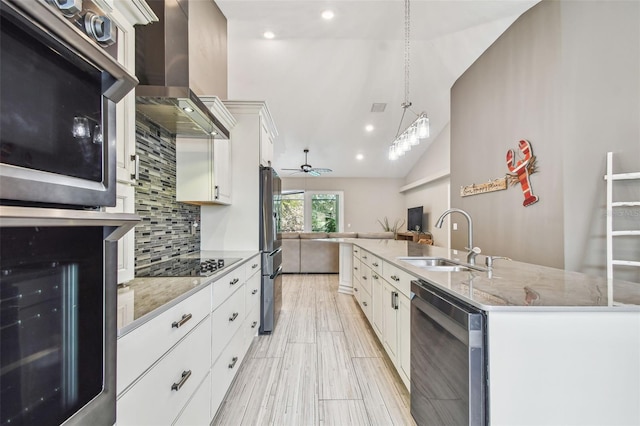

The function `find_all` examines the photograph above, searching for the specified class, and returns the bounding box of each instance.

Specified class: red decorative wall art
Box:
[506,139,539,207]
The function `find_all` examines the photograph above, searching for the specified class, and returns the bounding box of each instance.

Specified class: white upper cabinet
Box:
[175,97,237,205]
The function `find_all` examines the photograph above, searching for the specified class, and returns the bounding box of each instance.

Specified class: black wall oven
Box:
[0,0,137,208]
[0,206,138,426]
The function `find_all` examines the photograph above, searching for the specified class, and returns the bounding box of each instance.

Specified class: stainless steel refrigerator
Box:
[259,166,282,334]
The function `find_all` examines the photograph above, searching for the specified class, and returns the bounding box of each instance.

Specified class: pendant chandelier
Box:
[388,0,430,161]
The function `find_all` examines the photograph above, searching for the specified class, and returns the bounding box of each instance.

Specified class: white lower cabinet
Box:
[117,255,262,425]
[173,373,211,426]
[352,245,412,391]
[397,292,411,388]
[371,272,383,340]
[382,280,399,364]
[210,325,246,418]
[117,318,212,425]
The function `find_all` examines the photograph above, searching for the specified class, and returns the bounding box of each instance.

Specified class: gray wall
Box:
[403,123,451,247]
[450,0,639,280]
[281,177,406,233]
[135,120,200,269]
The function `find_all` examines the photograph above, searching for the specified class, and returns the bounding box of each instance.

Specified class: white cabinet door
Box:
[106,182,135,283]
[382,281,399,365]
[213,138,232,204]
[371,272,383,340]
[176,138,232,205]
[397,292,411,389]
[259,120,273,167]
[176,138,214,203]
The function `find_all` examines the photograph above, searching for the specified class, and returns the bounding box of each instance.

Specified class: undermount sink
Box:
[397,257,486,272]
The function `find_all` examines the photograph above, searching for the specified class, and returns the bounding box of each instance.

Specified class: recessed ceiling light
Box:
[365,124,374,132]
[263,31,275,39]
[321,10,334,20]
[356,154,364,160]
[183,106,194,113]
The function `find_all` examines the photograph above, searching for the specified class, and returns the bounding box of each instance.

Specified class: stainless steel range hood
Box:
[135,0,229,139]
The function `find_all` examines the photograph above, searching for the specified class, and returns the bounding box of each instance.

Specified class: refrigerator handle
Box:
[270,265,283,280]
[269,247,282,257]
[273,212,277,239]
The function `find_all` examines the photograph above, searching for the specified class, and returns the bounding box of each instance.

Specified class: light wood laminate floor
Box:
[213,274,414,426]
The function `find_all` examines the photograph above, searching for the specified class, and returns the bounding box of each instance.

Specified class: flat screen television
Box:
[407,206,424,232]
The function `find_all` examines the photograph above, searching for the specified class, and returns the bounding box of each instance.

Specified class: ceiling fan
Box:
[282,149,332,176]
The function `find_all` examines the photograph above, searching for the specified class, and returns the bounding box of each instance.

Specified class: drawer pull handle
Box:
[229,356,239,369]
[372,262,379,267]
[354,266,358,270]
[391,275,400,282]
[362,276,367,280]
[171,370,192,391]
[372,274,379,279]
[172,313,192,329]
[251,321,258,328]
[354,287,358,292]
[252,289,258,295]
[362,255,367,259]
[229,312,239,322]
[363,301,368,307]
[252,263,259,269]
[230,278,239,285]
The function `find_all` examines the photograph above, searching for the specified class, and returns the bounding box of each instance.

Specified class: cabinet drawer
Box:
[361,250,382,274]
[211,284,245,365]
[117,317,212,426]
[382,261,414,298]
[117,285,211,395]
[359,265,372,296]
[352,245,361,259]
[352,258,361,282]
[244,304,260,350]
[245,267,261,313]
[173,373,211,426]
[357,286,372,323]
[210,327,246,419]
[212,266,245,312]
[245,255,261,280]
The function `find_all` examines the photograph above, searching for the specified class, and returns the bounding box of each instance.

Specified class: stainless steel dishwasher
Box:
[410,279,487,426]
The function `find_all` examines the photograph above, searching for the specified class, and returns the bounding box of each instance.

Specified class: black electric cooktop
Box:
[136,256,242,278]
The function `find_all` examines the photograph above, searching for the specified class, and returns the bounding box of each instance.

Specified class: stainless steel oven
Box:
[410,279,487,426]
[0,0,137,208]
[0,206,138,426]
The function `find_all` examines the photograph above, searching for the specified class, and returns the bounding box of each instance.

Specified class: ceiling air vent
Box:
[371,103,387,113]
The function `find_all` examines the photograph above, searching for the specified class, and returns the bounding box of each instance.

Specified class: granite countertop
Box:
[336,239,640,311]
[117,250,259,336]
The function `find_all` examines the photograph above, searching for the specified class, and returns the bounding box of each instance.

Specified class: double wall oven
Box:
[0,1,138,425]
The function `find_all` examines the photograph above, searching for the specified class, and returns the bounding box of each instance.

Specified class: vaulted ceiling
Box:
[216,0,539,178]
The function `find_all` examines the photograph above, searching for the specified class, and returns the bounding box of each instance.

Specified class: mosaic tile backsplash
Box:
[134,120,200,270]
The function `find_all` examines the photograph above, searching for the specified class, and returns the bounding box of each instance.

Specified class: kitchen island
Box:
[336,238,640,426]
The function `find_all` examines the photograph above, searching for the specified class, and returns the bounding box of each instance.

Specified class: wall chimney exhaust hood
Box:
[135,0,229,139]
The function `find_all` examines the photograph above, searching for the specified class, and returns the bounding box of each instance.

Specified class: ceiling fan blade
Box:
[281,168,303,171]
[310,168,332,174]
[308,170,321,177]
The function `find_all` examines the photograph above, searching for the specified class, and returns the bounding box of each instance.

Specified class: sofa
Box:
[281,231,395,273]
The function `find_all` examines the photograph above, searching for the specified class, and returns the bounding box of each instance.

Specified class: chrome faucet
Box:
[435,208,481,264]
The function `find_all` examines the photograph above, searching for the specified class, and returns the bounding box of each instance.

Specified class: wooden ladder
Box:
[605,152,640,281]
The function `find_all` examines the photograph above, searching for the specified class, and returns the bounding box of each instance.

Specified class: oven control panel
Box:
[47,0,117,49]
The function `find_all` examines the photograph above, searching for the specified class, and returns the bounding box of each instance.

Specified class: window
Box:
[279,191,343,233]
